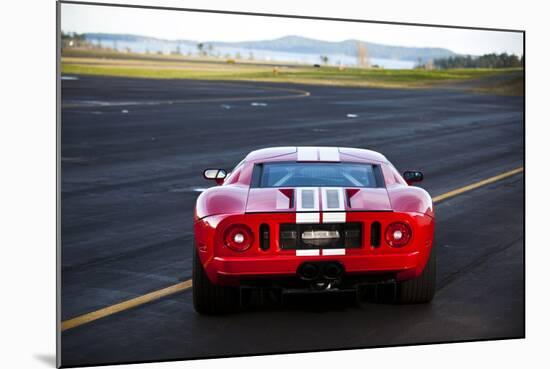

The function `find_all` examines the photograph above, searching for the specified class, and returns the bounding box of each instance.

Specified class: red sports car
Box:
[193,147,435,314]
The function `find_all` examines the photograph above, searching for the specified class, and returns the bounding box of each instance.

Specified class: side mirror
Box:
[403,170,423,185]
[203,168,227,185]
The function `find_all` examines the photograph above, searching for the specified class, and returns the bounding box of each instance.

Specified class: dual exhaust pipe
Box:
[297,261,344,282]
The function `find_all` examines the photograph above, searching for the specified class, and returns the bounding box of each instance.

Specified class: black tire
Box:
[192,248,240,314]
[395,246,437,304]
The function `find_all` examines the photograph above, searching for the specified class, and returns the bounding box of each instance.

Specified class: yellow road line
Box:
[432,167,523,203]
[61,166,524,332]
[61,280,192,331]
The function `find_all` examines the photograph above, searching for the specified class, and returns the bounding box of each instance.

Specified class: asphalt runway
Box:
[60,75,524,367]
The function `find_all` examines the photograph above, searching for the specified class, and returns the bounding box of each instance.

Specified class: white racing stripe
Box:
[296,213,320,223]
[296,188,320,211]
[296,187,320,223]
[321,187,345,210]
[322,249,346,256]
[321,187,346,223]
[322,212,346,223]
[296,249,320,256]
[295,249,346,256]
[296,147,341,162]
[297,147,318,161]
[319,147,340,162]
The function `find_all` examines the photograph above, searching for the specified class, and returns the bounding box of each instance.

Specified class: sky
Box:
[61,3,524,56]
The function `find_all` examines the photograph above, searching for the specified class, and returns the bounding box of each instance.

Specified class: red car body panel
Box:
[194,147,434,287]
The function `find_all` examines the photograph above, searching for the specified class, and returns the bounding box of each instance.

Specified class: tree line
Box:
[433,53,523,69]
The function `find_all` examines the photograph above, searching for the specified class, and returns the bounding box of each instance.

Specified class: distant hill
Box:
[210,35,456,62]
[84,33,194,44]
[82,33,456,63]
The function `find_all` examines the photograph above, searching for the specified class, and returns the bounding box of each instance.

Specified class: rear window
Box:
[252,162,384,188]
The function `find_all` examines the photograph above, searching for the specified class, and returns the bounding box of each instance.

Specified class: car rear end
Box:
[194,194,434,291]
[193,152,436,313]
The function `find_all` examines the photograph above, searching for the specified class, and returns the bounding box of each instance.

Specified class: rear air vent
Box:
[260,224,270,251]
[326,189,341,209]
[370,222,381,247]
[301,189,315,209]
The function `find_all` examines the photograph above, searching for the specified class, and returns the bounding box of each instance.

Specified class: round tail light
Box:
[385,222,412,247]
[224,225,254,252]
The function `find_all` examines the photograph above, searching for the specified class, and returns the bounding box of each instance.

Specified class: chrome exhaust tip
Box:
[297,262,320,281]
[322,262,344,280]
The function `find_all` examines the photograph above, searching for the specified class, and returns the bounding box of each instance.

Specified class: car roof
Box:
[244,146,388,164]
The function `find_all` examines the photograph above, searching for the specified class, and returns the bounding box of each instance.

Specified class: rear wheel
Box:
[395,246,437,304]
[192,247,240,314]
